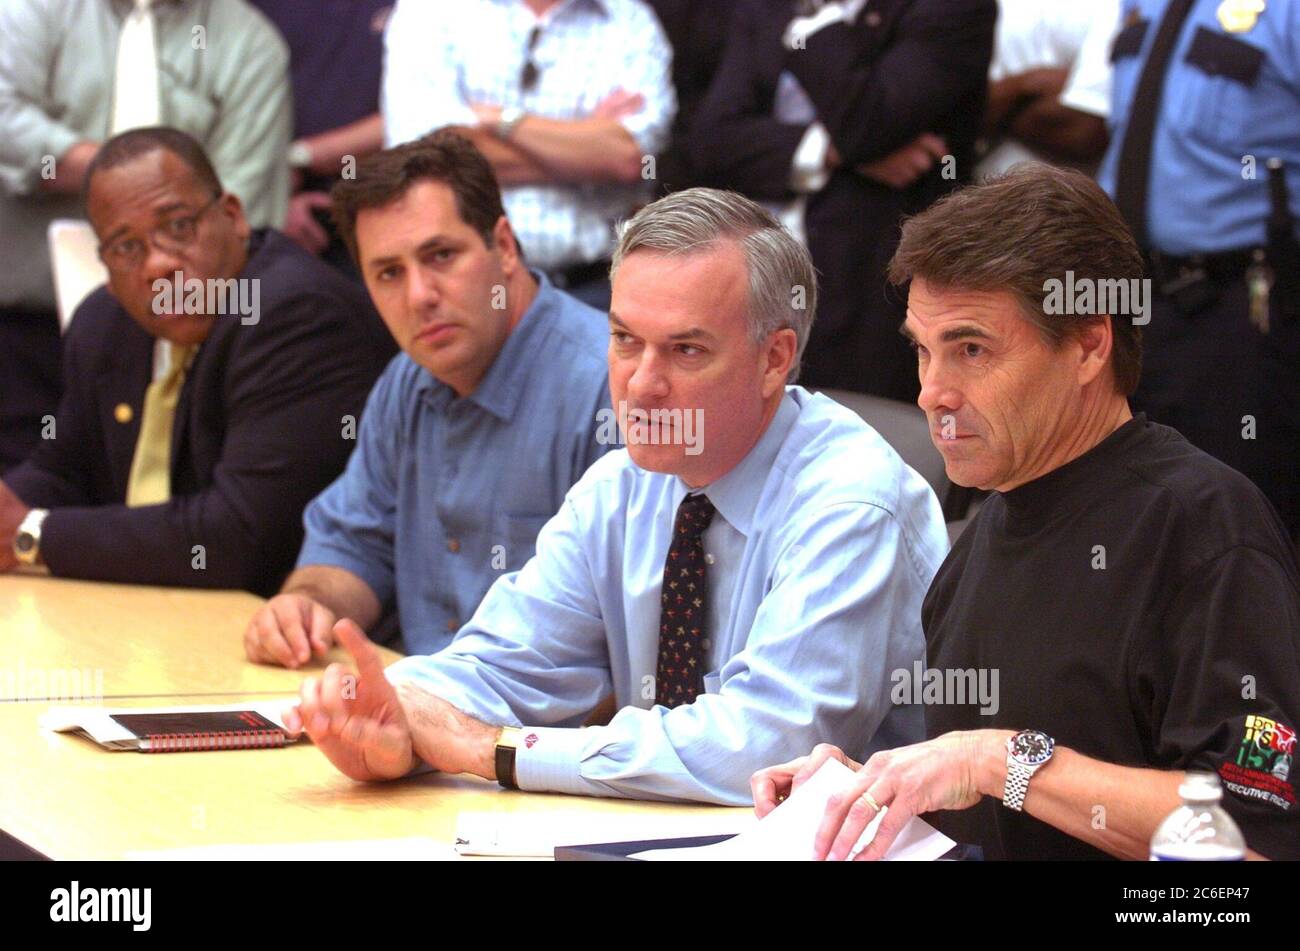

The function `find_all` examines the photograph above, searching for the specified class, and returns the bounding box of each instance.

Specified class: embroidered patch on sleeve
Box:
[1219,715,1295,811]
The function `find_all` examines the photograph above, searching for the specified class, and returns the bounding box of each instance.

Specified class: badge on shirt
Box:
[1217,0,1266,33]
[1219,714,1294,811]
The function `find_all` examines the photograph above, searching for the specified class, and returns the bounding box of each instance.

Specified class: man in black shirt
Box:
[752,165,1299,860]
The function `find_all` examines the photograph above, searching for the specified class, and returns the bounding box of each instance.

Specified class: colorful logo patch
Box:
[1219,715,1295,811]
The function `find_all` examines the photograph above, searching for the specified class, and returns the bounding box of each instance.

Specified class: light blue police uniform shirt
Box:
[386,387,950,804]
[296,272,610,655]
[1097,0,1300,254]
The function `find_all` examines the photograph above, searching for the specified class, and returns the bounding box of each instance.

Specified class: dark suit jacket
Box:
[646,0,738,193]
[4,230,395,596]
[691,0,995,399]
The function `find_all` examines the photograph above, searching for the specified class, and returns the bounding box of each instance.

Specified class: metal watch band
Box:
[1003,759,1034,812]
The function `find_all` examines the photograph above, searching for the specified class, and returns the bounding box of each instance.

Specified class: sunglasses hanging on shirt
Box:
[520,26,542,92]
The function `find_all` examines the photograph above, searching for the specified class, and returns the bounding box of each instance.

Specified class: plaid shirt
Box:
[383,0,675,270]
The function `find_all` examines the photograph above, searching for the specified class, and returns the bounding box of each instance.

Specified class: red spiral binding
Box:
[141,730,288,752]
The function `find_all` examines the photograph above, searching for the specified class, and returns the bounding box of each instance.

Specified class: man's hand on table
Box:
[244,592,338,668]
[285,618,501,783]
[0,480,31,573]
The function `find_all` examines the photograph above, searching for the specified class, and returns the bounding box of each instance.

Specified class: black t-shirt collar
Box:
[997,413,1149,529]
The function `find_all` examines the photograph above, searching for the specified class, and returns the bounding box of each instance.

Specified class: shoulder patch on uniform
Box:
[1219,715,1295,811]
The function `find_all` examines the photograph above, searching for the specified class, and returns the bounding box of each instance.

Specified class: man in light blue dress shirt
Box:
[243,132,609,665]
[285,187,949,805]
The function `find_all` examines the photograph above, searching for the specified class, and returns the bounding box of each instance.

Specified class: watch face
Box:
[14,533,35,554]
[1010,730,1055,766]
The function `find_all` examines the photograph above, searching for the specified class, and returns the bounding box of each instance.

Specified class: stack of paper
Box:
[632,759,956,860]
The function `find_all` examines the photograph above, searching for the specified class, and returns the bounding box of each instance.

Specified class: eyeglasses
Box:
[98,194,223,272]
[520,26,542,92]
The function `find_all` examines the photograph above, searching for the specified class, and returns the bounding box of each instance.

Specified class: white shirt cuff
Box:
[790,121,832,193]
[1058,82,1109,120]
[513,726,590,795]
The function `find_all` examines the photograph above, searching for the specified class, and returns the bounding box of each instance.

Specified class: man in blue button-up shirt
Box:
[285,187,948,805]
[244,132,609,664]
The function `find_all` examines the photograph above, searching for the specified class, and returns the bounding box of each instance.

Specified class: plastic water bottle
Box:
[1150,772,1246,861]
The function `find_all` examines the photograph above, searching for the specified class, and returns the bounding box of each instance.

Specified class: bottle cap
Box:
[1178,771,1224,803]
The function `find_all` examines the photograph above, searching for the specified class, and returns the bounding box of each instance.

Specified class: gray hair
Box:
[610,187,817,382]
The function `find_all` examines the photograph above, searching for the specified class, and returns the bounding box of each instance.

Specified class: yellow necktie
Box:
[126,343,195,507]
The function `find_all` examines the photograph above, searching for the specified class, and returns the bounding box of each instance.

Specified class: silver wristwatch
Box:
[1003,729,1055,812]
[13,508,49,566]
[495,107,526,140]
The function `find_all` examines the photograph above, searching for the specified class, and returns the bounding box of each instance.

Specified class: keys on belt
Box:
[1245,248,1274,334]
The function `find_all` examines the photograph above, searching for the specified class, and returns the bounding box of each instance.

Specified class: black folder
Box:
[554,835,983,861]
[554,834,736,861]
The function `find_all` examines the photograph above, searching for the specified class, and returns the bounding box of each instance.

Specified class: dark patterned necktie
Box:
[655,493,715,708]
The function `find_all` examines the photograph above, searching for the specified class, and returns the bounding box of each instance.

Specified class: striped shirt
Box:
[382,0,675,270]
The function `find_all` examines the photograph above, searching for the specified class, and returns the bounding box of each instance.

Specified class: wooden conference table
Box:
[0,573,744,860]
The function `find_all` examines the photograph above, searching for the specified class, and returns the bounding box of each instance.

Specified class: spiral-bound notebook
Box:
[42,700,299,752]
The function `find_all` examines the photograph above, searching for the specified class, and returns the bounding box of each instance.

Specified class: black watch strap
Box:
[495,726,521,789]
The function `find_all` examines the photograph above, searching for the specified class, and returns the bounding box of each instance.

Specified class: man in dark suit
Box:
[645,0,738,193]
[691,0,995,400]
[0,127,393,595]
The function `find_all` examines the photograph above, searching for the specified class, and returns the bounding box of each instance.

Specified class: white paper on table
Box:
[126,837,460,861]
[632,758,956,861]
[454,809,757,857]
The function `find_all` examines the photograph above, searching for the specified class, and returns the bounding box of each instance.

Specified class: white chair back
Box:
[48,219,108,332]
